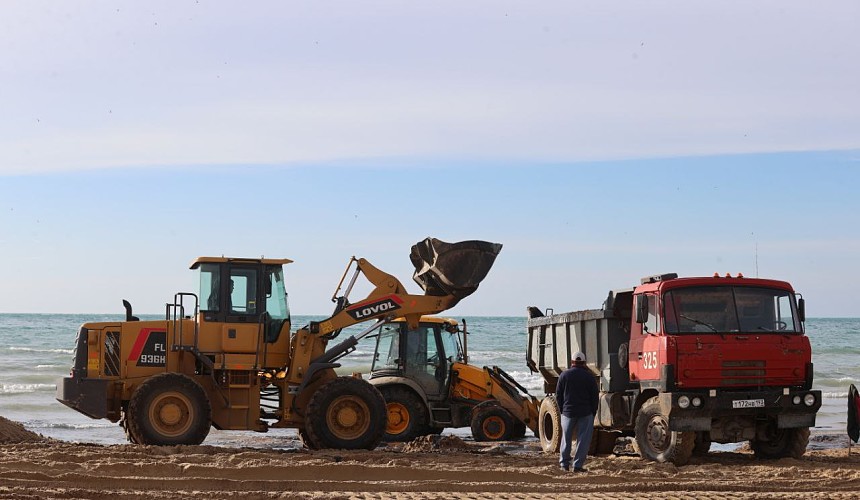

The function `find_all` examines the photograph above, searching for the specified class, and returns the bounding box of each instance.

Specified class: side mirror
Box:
[635,295,649,324]
[797,297,806,323]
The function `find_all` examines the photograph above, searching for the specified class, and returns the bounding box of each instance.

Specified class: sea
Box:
[1,314,857,449]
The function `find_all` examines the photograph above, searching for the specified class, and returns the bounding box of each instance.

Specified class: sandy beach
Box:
[3,416,860,499]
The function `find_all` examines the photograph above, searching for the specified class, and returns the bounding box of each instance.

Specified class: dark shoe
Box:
[560,465,570,472]
[573,467,588,473]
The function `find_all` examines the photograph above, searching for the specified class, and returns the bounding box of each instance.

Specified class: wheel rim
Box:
[482,415,506,440]
[327,395,371,440]
[149,392,193,438]
[646,414,671,453]
[386,402,410,436]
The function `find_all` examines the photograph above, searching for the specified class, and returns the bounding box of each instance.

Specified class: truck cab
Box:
[527,272,821,465]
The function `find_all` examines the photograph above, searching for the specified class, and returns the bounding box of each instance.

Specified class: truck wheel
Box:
[751,427,809,459]
[538,395,561,453]
[594,430,620,455]
[127,373,211,446]
[634,397,695,465]
[305,377,386,450]
[379,386,428,442]
[470,403,515,441]
[693,431,711,455]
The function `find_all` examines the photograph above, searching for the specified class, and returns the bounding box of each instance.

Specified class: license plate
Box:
[732,399,765,409]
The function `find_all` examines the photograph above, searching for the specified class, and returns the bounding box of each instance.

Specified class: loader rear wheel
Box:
[471,403,514,442]
[538,395,562,453]
[305,377,386,450]
[127,373,211,446]
[379,386,428,442]
[751,426,809,459]
[634,397,695,465]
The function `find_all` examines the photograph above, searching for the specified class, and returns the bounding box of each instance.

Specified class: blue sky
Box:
[1,2,859,317]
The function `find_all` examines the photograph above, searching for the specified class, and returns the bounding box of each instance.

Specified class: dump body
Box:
[527,274,821,463]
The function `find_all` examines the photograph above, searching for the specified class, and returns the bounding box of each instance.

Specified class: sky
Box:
[1,1,859,317]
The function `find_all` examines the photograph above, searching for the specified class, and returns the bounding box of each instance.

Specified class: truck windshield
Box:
[663,286,800,334]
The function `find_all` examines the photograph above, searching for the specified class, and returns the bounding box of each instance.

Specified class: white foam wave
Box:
[0,383,56,394]
[9,346,74,354]
[35,364,64,369]
[822,391,850,399]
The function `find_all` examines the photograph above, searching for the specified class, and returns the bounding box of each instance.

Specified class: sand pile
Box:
[402,434,470,453]
[0,415,47,444]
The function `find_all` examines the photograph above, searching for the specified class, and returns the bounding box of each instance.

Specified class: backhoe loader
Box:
[57,238,501,449]
[367,316,540,442]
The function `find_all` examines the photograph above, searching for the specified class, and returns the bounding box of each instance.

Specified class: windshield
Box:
[372,323,401,372]
[663,286,800,334]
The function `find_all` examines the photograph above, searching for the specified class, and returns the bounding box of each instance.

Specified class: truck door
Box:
[629,292,664,383]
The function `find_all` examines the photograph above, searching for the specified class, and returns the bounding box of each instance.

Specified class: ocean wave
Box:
[8,346,74,354]
[25,420,114,430]
[0,383,56,394]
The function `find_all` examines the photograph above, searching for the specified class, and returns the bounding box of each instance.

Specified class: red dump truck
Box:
[527,273,820,465]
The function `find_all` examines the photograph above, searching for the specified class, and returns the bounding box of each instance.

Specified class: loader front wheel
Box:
[127,373,211,446]
[538,395,562,453]
[305,377,386,450]
[470,403,514,441]
[634,397,695,465]
[379,386,428,442]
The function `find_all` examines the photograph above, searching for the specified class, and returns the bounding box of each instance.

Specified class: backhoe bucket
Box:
[410,237,502,302]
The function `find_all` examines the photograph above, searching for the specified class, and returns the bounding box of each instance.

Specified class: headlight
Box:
[804,393,816,407]
[678,395,691,409]
[792,395,801,405]
[691,397,703,408]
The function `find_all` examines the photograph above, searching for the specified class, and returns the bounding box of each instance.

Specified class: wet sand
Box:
[3,416,860,499]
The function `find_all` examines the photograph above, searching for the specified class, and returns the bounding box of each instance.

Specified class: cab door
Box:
[403,324,446,399]
[629,292,664,383]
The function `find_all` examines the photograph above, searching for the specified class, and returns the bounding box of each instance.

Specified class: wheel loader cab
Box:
[370,318,463,401]
[192,257,293,351]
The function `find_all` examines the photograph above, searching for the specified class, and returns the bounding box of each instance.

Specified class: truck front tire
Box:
[634,397,695,465]
[751,426,809,459]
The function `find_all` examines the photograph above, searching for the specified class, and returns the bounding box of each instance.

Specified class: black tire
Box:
[470,403,515,442]
[298,427,320,450]
[693,431,711,456]
[120,405,141,444]
[378,386,428,442]
[512,420,527,439]
[634,397,695,465]
[127,373,211,446]
[593,430,619,456]
[751,427,809,459]
[538,395,562,453]
[305,377,387,450]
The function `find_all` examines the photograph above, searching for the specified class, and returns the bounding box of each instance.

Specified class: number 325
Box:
[642,351,658,370]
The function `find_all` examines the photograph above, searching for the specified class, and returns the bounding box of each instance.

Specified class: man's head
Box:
[572,351,586,366]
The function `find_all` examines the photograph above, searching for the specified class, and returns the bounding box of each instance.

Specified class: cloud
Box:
[1,1,858,174]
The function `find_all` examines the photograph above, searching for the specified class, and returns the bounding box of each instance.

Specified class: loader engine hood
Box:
[410,237,502,302]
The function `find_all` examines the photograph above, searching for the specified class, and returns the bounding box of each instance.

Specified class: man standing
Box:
[555,351,598,472]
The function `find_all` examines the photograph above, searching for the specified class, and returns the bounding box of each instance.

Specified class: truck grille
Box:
[721,360,766,385]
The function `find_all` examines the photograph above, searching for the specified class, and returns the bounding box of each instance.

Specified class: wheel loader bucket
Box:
[410,237,502,302]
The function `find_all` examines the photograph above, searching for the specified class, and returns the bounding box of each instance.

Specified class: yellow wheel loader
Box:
[57,238,501,449]
[367,317,540,442]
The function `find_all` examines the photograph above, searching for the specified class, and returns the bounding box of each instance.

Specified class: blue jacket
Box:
[555,365,598,418]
